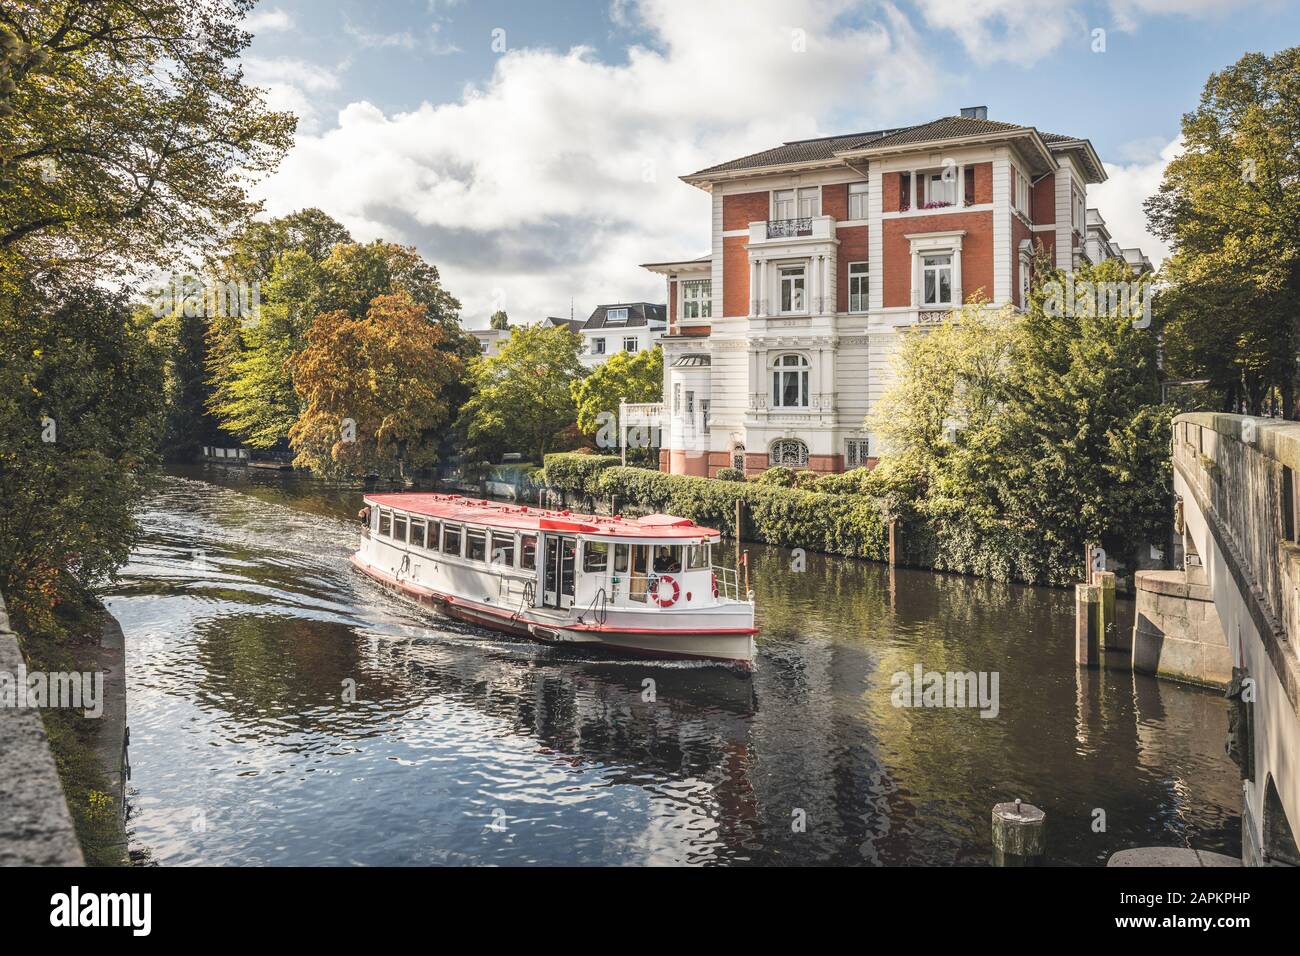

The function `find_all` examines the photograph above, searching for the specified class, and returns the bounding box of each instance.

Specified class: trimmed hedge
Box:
[540,454,1074,585]
[568,464,887,561]
[541,453,621,496]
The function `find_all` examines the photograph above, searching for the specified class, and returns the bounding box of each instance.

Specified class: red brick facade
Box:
[881,210,994,308]
[722,191,768,231]
[722,234,749,317]
[836,224,868,313]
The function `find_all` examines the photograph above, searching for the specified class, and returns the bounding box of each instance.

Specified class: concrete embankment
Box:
[0,594,84,866]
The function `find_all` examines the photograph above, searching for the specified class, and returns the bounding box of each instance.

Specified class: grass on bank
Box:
[15,588,129,867]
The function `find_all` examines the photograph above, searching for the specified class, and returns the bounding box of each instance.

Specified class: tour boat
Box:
[351,493,758,665]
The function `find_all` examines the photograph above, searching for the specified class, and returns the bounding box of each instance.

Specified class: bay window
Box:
[771,353,810,408]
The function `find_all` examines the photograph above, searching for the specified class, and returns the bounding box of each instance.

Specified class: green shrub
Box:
[542,452,620,495]
[754,466,796,487]
[593,466,888,561]
[813,466,873,496]
[714,467,745,482]
[792,469,821,489]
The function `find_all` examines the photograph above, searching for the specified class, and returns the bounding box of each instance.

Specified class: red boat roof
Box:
[363,493,720,541]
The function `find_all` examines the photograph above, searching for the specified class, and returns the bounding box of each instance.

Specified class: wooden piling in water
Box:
[991,799,1046,866]
[1075,583,1100,667]
[1096,570,1117,657]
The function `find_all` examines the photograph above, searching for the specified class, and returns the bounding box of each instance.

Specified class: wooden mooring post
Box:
[1095,570,1117,657]
[991,799,1046,866]
[888,518,897,566]
[1075,582,1100,667]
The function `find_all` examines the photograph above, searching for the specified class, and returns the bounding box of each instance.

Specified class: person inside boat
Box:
[358,506,371,526]
[653,545,681,574]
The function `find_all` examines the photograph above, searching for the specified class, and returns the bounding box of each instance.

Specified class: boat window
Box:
[392,513,407,543]
[378,510,391,537]
[467,529,487,562]
[371,507,380,532]
[613,543,630,574]
[427,520,441,552]
[409,519,426,550]
[629,545,649,602]
[583,541,609,573]
[652,545,683,574]
[491,532,514,566]
[686,542,710,570]
[561,538,576,597]
[443,524,462,556]
[520,534,537,570]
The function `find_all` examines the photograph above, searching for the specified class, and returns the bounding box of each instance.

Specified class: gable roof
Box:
[545,315,584,333]
[684,115,1105,184]
[582,302,666,331]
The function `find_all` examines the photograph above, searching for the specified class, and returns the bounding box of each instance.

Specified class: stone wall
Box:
[1132,569,1231,688]
[0,593,84,866]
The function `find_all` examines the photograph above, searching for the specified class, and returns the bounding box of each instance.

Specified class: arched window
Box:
[771,353,810,408]
[731,445,745,472]
[770,439,809,468]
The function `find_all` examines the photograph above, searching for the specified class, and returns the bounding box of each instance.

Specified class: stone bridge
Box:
[1159,413,1300,866]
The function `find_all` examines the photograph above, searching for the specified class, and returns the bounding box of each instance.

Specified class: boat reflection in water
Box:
[105,467,1242,866]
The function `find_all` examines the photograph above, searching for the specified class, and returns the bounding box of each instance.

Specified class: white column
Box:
[749,261,758,317]
[910,249,920,307]
[758,260,768,316]
[808,257,818,314]
[909,169,917,211]
[952,245,963,307]
[957,163,966,206]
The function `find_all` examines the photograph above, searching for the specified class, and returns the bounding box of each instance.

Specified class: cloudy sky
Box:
[241,0,1295,328]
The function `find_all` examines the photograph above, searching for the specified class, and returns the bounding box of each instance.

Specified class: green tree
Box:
[994,258,1172,571]
[0,280,162,628]
[571,345,663,462]
[0,2,294,288]
[489,310,509,330]
[288,293,463,478]
[1146,46,1300,416]
[458,324,585,463]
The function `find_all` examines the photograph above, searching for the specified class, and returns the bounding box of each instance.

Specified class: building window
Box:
[682,279,712,319]
[623,337,637,352]
[771,353,810,408]
[773,187,819,221]
[846,439,870,468]
[685,390,694,413]
[964,166,976,207]
[923,170,957,208]
[606,307,629,321]
[779,265,806,314]
[922,253,953,306]
[899,172,911,212]
[1019,255,1031,308]
[732,446,745,471]
[770,438,809,468]
[592,337,606,355]
[699,399,710,424]
[673,382,681,412]
[479,340,489,353]
[848,262,869,313]
[1013,167,1030,217]
[848,182,868,220]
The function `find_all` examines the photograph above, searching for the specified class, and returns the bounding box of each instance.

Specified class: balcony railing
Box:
[766,217,813,239]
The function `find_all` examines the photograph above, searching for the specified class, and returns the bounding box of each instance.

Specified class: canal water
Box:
[105,466,1242,866]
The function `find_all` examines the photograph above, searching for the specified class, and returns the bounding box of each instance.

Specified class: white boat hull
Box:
[351,553,757,666]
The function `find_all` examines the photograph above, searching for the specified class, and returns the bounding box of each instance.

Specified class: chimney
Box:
[960,106,988,120]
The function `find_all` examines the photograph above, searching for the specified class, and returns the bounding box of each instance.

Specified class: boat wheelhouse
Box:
[351,494,757,665]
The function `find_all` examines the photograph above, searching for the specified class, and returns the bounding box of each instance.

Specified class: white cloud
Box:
[257,0,946,322]
[243,57,344,133]
[343,19,460,55]
[1089,136,1182,268]
[244,7,294,33]
[914,0,1251,66]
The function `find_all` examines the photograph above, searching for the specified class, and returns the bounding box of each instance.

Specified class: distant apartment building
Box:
[577,302,666,368]
[469,327,511,357]
[642,108,1154,477]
